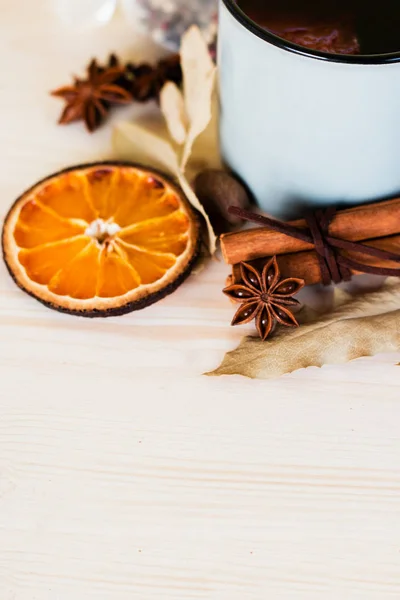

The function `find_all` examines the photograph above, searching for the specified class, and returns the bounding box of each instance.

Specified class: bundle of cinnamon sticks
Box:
[220,198,400,285]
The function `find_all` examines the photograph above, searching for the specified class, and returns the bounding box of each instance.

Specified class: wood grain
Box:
[1,3,400,598]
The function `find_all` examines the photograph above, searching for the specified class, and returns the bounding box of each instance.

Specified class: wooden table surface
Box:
[1,3,400,598]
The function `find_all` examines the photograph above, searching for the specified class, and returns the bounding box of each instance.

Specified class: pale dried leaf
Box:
[209,278,400,379]
[177,171,217,255]
[112,119,217,254]
[112,26,219,255]
[181,25,215,124]
[180,26,217,169]
[186,86,222,179]
[181,71,216,170]
[160,82,188,145]
[113,120,179,176]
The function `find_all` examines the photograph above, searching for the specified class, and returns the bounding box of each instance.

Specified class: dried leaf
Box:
[112,119,217,254]
[177,171,217,255]
[186,86,221,179]
[181,70,216,170]
[209,278,400,379]
[179,25,217,169]
[113,120,179,176]
[181,26,214,116]
[160,82,188,145]
[113,26,218,255]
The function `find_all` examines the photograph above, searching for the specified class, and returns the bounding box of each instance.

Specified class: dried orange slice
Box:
[2,162,200,316]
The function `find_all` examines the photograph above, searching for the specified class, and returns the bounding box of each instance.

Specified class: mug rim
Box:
[221,0,400,64]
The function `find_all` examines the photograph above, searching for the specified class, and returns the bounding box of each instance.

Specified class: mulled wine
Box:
[237,0,400,55]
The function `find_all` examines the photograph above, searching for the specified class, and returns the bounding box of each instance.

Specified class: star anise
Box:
[52,54,183,132]
[223,257,305,341]
[51,58,133,133]
[122,54,183,102]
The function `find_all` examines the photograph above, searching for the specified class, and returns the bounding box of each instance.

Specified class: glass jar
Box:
[121,0,218,52]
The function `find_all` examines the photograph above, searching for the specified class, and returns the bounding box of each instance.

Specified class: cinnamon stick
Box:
[231,234,400,287]
[221,197,400,265]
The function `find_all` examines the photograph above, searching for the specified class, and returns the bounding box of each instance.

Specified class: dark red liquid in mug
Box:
[236,0,400,55]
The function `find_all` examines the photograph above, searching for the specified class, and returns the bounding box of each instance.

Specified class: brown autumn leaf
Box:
[208,278,400,379]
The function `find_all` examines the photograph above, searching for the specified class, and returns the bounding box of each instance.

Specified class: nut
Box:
[194,169,250,232]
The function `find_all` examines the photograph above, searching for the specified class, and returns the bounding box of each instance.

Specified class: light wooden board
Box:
[1,3,400,598]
